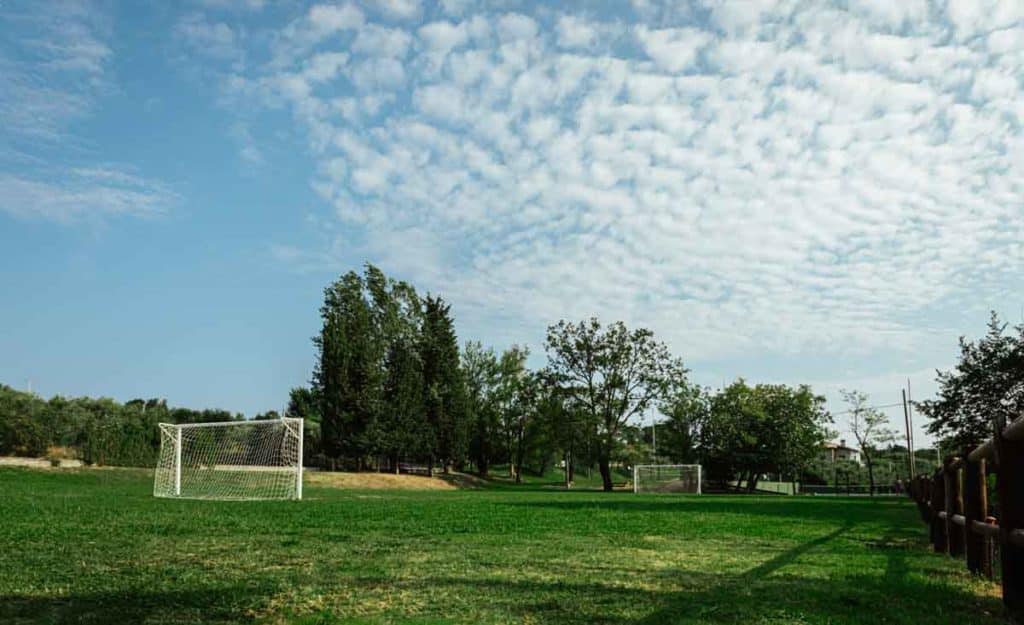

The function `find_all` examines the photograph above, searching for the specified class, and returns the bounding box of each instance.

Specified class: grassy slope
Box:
[0,468,1003,625]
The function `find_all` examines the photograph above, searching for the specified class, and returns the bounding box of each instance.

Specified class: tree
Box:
[657,381,710,464]
[463,341,501,476]
[375,336,428,472]
[843,389,896,495]
[545,318,684,491]
[918,312,1024,452]
[286,387,322,465]
[699,381,830,491]
[495,345,531,482]
[419,295,468,474]
[313,270,380,469]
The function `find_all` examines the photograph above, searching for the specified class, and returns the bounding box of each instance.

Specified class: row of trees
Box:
[0,386,277,467]
[302,265,835,491]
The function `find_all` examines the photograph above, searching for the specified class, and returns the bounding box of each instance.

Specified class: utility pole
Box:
[909,385,917,477]
[651,408,657,460]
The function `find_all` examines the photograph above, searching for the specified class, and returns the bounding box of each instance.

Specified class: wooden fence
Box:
[908,414,1024,621]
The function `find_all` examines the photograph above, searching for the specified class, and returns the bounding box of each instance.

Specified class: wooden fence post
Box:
[964,453,987,574]
[945,458,965,558]
[931,470,948,553]
[996,420,1024,621]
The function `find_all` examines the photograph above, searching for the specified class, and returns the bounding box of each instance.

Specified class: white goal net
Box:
[154,418,303,500]
[633,464,702,494]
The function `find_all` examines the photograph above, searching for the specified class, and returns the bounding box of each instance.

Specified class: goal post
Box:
[154,417,304,500]
[633,464,702,494]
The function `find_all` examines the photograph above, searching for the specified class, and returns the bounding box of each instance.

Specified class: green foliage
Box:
[419,295,469,472]
[314,269,381,466]
[288,387,324,465]
[0,386,48,457]
[699,380,831,488]
[544,318,685,491]
[0,467,1002,625]
[0,385,249,467]
[374,336,429,469]
[463,341,501,476]
[918,312,1024,452]
[657,381,710,464]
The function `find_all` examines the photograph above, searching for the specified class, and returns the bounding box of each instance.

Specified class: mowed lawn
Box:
[0,468,1004,625]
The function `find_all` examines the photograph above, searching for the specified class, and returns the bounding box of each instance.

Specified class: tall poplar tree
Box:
[313,271,379,468]
[420,296,468,474]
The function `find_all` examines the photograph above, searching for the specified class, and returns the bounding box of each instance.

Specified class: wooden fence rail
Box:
[909,414,1024,621]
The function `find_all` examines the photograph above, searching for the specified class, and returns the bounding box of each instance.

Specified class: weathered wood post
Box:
[964,452,990,576]
[931,469,947,553]
[996,418,1024,622]
[945,458,965,558]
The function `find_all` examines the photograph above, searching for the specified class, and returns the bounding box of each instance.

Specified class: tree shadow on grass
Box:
[0,586,269,625]
[506,496,914,525]
[356,522,1002,625]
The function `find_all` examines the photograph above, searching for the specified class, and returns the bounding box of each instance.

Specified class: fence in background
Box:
[908,414,1024,621]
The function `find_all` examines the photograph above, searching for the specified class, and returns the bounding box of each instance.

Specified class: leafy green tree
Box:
[544,318,684,491]
[463,341,501,476]
[496,345,532,482]
[700,381,830,491]
[374,336,428,472]
[419,295,468,474]
[657,382,710,464]
[0,385,48,457]
[918,312,1024,452]
[286,386,323,465]
[314,270,380,469]
[843,389,896,495]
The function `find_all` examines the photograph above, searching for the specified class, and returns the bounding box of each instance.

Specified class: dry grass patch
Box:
[305,471,459,490]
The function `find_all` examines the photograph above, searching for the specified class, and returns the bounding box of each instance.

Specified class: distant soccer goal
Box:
[633,464,702,494]
[154,418,303,500]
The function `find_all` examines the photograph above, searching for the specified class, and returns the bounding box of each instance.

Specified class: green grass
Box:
[0,468,1004,625]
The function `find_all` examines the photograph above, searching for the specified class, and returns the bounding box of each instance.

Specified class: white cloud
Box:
[0,168,175,223]
[635,26,710,73]
[418,20,468,53]
[497,13,538,41]
[353,24,413,58]
[176,13,243,64]
[555,15,597,49]
[372,0,421,21]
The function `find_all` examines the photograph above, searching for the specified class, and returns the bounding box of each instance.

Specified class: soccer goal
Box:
[633,464,702,494]
[154,417,303,500]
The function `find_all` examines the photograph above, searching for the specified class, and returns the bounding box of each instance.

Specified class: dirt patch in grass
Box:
[305,471,472,490]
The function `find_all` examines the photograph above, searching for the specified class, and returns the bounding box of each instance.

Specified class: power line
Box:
[832,402,903,416]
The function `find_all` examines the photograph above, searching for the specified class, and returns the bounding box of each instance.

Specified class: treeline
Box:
[1,264,841,490]
[0,388,277,467]
[295,265,834,491]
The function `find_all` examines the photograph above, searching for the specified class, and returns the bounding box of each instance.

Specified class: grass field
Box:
[0,468,1004,625]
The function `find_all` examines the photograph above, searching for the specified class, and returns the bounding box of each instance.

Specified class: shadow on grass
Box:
[505,495,915,526]
[0,586,269,625]
[327,522,999,625]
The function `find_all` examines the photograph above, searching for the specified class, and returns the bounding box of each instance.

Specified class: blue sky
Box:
[3,0,1024,445]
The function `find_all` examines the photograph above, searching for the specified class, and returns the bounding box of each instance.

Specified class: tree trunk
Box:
[866,456,875,496]
[392,453,399,475]
[748,472,760,493]
[598,456,613,492]
[478,458,489,478]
